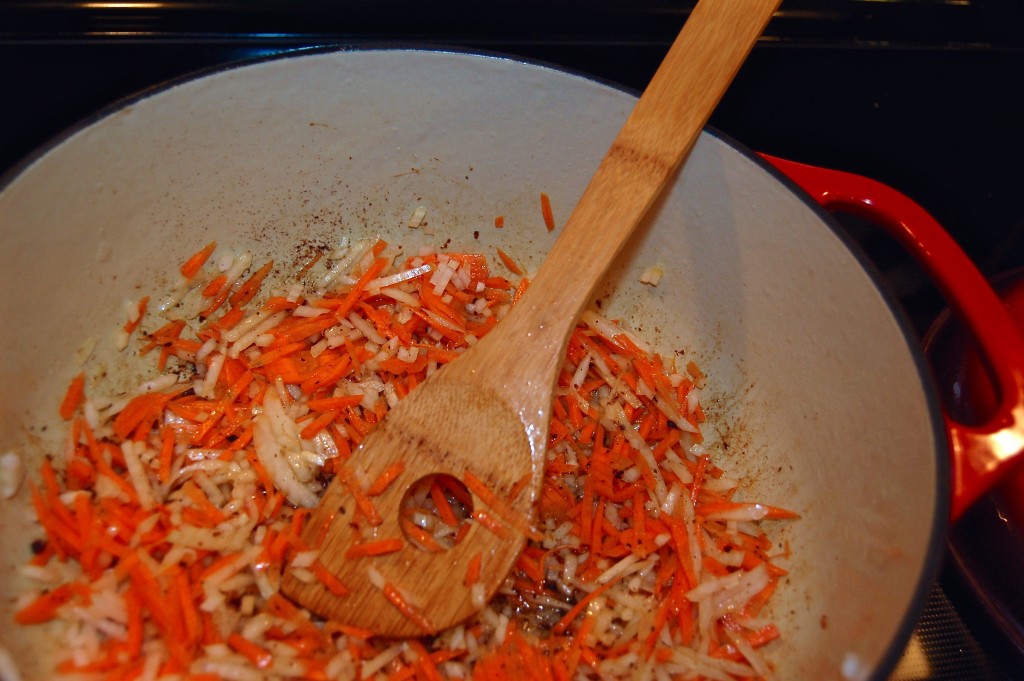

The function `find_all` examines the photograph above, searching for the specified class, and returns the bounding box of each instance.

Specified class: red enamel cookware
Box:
[1,49,1022,680]
[926,265,1024,663]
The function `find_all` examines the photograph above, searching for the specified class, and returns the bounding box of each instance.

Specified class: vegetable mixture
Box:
[9,219,795,680]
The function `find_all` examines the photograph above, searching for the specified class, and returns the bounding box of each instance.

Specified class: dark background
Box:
[2,0,1023,677]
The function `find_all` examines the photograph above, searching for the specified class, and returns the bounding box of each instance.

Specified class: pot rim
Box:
[0,43,952,681]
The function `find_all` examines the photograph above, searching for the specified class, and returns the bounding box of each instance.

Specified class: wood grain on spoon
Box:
[283,0,782,637]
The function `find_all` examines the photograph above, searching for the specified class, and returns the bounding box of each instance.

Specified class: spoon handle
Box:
[476,0,781,400]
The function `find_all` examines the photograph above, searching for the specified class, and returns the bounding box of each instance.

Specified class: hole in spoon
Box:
[399,474,474,552]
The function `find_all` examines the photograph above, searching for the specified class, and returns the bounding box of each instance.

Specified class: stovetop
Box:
[2,1,1023,678]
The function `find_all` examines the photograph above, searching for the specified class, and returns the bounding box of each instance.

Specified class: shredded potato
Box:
[1,450,25,499]
[13,231,795,680]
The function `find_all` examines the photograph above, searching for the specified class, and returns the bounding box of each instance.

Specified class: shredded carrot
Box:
[179,241,217,279]
[227,633,273,669]
[463,470,541,542]
[344,537,404,559]
[112,391,175,441]
[339,466,382,526]
[552,577,621,635]
[686,359,705,386]
[298,409,339,440]
[295,251,323,280]
[311,561,351,598]
[366,461,406,496]
[173,566,202,648]
[691,453,709,505]
[495,247,523,276]
[250,340,309,368]
[540,192,555,231]
[383,582,435,633]
[408,638,445,681]
[471,509,510,538]
[182,481,226,525]
[300,354,352,395]
[306,395,365,412]
[14,583,78,624]
[230,260,274,307]
[59,372,86,421]
[464,552,483,587]
[401,515,447,552]
[122,296,150,335]
[323,621,377,640]
[429,479,460,528]
[698,500,800,520]
[201,274,227,297]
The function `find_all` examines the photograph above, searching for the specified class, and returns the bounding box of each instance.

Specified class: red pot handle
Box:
[760,153,1024,521]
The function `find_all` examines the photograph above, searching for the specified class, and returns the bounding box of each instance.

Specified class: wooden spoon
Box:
[283,0,782,637]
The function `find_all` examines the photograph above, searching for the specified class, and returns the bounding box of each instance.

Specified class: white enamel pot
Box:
[3,49,1023,681]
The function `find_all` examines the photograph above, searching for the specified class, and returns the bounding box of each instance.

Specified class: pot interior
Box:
[0,49,943,680]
